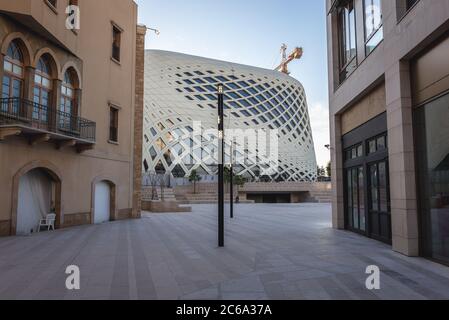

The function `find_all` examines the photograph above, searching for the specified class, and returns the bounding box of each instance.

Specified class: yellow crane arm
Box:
[275,47,303,74]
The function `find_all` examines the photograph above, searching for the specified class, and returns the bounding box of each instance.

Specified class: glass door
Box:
[368,160,391,243]
[346,166,366,233]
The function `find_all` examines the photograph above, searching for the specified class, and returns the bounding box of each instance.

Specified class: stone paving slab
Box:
[0,204,448,300]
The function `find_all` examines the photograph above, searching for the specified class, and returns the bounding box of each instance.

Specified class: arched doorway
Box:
[11,161,62,236]
[16,168,56,235]
[92,180,116,224]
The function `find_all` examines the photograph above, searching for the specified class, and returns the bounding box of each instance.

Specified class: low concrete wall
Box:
[174,181,331,193]
[241,182,331,193]
[173,182,332,204]
[0,220,10,237]
[63,213,91,228]
[174,183,218,195]
[142,201,192,213]
[241,182,332,203]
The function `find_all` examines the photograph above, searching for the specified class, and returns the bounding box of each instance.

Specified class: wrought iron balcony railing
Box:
[0,97,96,142]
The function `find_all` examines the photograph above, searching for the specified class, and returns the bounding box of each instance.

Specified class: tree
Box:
[223,167,247,198]
[146,171,159,200]
[224,167,231,184]
[189,169,202,194]
[317,166,326,177]
[233,174,247,202]
[233,175,246,188]
[223,167,232,193]
[326,161,331,178]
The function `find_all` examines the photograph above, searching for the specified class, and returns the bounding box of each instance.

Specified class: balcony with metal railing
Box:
[0,97,96,151]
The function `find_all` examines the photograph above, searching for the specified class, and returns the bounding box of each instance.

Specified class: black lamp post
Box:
[217,84,225,247]
[230,144,234,219]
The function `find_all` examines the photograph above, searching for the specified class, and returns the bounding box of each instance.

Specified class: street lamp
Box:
[230,143,234,219]
[145,27,160,36]
[217,84,225,247]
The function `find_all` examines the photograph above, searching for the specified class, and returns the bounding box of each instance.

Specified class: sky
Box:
[135,0,330,167]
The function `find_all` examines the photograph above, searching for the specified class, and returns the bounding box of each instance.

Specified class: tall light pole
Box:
[230,143,234,219]
[217,84,225,247]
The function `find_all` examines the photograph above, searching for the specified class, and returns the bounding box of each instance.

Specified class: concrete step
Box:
[308,189,332,204]
[156,188,178,201]
[181,200,255,204]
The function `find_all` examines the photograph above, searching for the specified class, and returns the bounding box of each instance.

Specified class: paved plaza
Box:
[0,204,448,300]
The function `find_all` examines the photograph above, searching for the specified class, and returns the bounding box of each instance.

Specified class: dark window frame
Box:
[44,0,58,13]
[109,105,119,143]
[111,23,123,63]
[397,0,420,22]
[336,0,358,84]
[363,0,384,55]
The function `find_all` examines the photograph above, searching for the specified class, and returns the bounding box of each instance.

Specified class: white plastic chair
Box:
[38,213,56,232]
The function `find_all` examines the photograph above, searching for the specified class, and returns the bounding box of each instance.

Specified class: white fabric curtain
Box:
[17,169,52,235]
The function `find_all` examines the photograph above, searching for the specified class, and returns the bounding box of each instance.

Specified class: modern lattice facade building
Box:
[143,50,317,182]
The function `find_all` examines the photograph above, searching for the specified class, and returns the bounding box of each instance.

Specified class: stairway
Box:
[176,192,254,204]
[142,187,178,202]
[158,188,177,201]
[308,190,332,203]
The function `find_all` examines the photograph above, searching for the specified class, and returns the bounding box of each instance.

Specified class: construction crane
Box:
[275,44,303,74]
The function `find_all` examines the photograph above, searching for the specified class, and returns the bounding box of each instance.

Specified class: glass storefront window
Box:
[415,92,449,264]
[346,166,366,232]
[347,170,353,228]
[345,144,364,161]
[369,140,377,154]
[377,136,386,150]
[379,162,388,212]
[352,168,359,228]
[367,134,387,155]
[358,167,366,231]
[370,164,379,212]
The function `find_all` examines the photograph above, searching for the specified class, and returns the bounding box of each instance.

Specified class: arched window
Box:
[2,41,24,114]
[33,55,53,121]
[59,69,77,130]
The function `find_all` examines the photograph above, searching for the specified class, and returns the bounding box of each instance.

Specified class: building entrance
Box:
[343,113,392,244]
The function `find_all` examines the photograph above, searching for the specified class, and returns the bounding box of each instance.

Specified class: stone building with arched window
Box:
[0,0,146,236]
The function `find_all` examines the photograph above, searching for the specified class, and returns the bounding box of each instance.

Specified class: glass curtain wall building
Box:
[143,50,317,182]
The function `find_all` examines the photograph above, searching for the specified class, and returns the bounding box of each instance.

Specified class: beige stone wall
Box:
[0,0,79,53]
[132,25,146,219]
[411,35,449,105]
[0,0,139,235]
[340,84,386,135]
